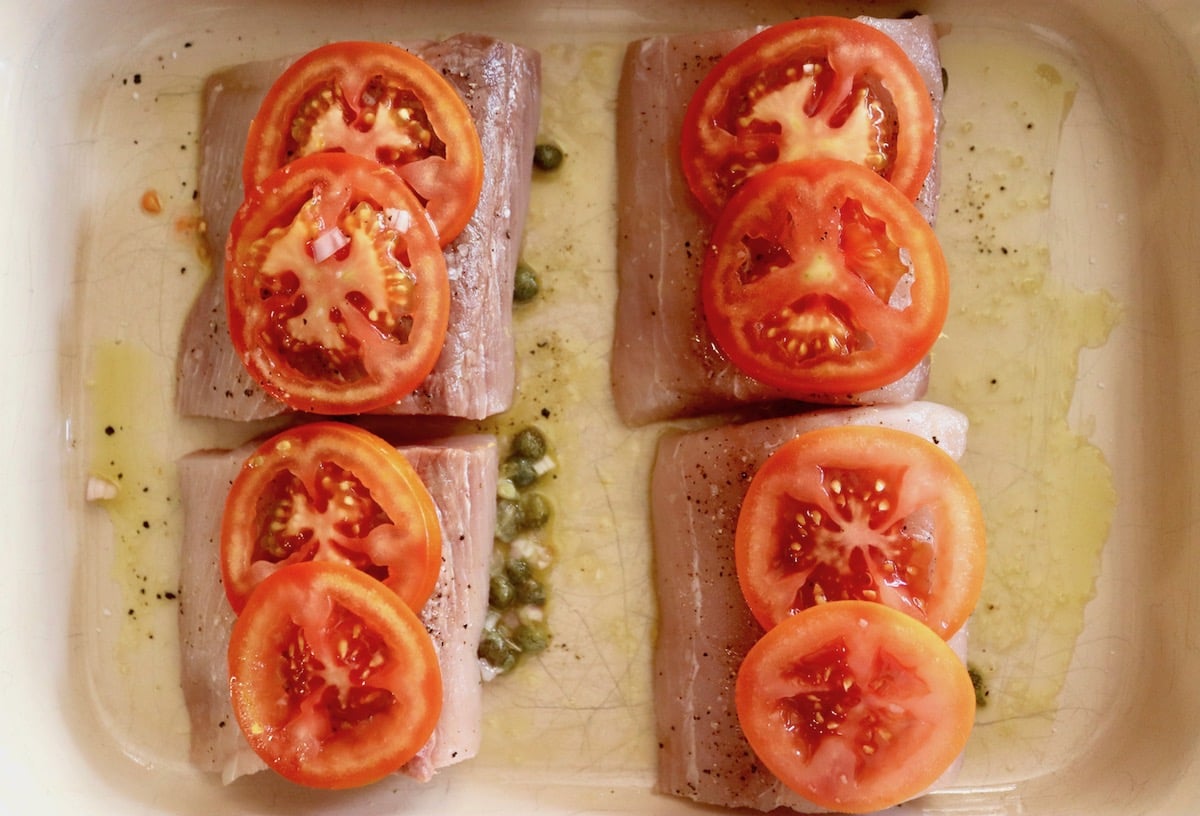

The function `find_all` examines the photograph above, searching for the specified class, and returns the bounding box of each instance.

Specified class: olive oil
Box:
[929,29,1120,781]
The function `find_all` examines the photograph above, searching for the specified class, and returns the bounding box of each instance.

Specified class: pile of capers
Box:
[479,426,554,676]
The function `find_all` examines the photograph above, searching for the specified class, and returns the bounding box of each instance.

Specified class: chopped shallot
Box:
[385,207,413,233]
[86,475,119,502]
[311,227,350,262]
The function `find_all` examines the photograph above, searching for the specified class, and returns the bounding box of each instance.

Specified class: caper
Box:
[505,557,533,585]
[533,142,564,171]
[513,620,551,654]
[478,628,518,673]
[516,576,546,606]
[495,498,523,543]
[514,263,539,302]
[968,663,988,708]
[519,492,551,530]
[489,573,515,609]
[501,455,538,488]
[511,426,547,461]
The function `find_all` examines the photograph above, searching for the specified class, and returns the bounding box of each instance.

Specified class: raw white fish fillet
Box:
[612,16,945,426]
[176,34,541,421]
[177,433,498,784]
[651,402,968,812]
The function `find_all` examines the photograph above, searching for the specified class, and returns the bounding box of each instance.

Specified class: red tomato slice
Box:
[243,40,483,245]
[228,561,442,789]
[681,16,936,217]
[701,158,948,395]
[225,152,450,415]
[220,422,443,615]
[736,601,975,813]
[735,425,985,638]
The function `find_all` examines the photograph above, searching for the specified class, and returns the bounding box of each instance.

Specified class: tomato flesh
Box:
[243,40,483,245]
[229,561,442,789]
[736,601,975,813]
[681,16,936,217]
[701,158,948,396]
[735,425,985,638]
[221,422,443,615]
[226,152,450,414]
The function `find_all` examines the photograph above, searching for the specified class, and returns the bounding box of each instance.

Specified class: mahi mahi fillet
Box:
[652,402,969,812]
[613,17,945,426]
[177,433,498,784]
[176,35,540,421]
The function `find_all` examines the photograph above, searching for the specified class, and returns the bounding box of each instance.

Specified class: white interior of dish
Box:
[1,0,1198,813]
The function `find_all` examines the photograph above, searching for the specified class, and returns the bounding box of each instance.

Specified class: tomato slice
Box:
[225,152,450,415]
[228,561,442,789]
[243,40,483,245]
[680,16,936,217]
[736,601,975,813]
[700,158,948,395]
[220,422,443,615]
[735,425,985,638]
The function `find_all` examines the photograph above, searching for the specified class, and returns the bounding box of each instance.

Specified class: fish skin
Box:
[612,16,945,426]
[651,401,967,812]
[176,433,498,785]
[176,35,541,421]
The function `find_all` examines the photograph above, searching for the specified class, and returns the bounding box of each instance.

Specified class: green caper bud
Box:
[516,576,546,606]
[533,142,564,171]
[489,573,515,609]
[501,456,538,488]
[511,426,547,461]
[505,557,533,585]
[478,628,518,673]
[519,492,551,530]
[514,263,539,303]
[495,498,524,543]
[513,620,551,653]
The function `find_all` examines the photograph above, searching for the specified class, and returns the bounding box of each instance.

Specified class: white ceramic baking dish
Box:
[1,0,1197,812]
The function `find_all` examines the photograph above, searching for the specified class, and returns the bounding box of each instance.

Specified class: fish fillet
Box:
[176,34,541,421]
[613,16,945,426]
[177,432,498,784]
[651,402,969,811]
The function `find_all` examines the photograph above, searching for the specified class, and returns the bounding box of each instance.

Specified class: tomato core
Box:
[289,79,449,173]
